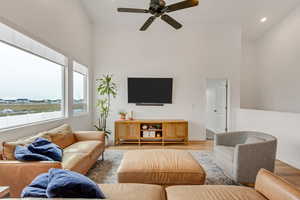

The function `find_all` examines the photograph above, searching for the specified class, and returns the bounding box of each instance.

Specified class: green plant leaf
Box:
[95,74,117,137]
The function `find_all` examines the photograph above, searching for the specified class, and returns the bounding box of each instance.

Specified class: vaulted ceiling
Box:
[81,0,300,40]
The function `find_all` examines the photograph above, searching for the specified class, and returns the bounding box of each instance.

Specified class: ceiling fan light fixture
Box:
[260,17,267,23]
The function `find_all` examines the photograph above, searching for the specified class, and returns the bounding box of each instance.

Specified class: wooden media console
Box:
[114,119,188,145]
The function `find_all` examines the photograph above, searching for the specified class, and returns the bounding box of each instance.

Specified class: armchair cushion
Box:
[214,145,235,176]
[245,136,265,144]
[214,145,235,162]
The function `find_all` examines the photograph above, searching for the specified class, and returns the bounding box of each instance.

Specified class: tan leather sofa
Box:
[166,169,300,200]
[101,169,300,200]
[0,124,105,197]
[2,169,298,200]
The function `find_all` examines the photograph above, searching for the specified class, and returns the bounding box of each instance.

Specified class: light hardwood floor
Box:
[108,141,300,188]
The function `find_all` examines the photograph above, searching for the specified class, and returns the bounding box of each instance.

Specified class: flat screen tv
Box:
[128,78,173,104]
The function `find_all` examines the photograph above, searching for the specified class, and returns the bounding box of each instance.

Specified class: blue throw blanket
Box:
[15,138,63,162]
[21,173,49,198]
[21,169,105,199]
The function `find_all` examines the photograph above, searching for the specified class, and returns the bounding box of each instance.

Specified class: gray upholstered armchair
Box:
[214,131,277,184]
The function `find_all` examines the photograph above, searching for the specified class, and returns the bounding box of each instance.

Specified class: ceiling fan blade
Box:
[140,16,156,31]
[161,14,182,29]
[117,8,149,13]
[166,0,199,12]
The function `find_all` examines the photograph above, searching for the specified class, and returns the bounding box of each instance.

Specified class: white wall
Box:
[241,39,259,109]
[239,6,300,168]
[255,5,300,113]
[241,5,300,112]
[0,0,93,141]
[93,24,241,141]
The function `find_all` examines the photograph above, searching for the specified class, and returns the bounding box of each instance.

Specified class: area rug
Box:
[87,150,236,185]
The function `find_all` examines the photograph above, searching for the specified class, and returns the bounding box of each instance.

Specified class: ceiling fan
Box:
[117,0,199,31]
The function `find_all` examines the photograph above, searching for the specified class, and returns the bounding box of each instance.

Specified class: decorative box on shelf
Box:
[142,131,156,138]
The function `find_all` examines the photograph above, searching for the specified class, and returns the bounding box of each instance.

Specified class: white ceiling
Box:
[81,0,300,40]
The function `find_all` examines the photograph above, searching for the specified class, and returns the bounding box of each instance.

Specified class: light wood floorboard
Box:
[108,141,300,188]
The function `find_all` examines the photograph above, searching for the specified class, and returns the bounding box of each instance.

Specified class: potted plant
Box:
[119,111,127,120]
[94,74,117,143]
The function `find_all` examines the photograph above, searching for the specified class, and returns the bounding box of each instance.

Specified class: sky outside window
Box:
[73,71,84,101]
[0,41,63,100]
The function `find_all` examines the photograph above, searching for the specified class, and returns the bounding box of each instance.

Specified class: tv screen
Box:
[128,78,173,104]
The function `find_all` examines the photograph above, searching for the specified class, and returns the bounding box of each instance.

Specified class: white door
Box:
[206,79,228,133]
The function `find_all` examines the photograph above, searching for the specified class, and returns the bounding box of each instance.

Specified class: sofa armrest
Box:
[74,131,105,142]
[255,169,300,200]
[233,140,277,183]
[0,161,62,197]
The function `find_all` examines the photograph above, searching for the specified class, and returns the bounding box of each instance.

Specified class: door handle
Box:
[214,109,217,113]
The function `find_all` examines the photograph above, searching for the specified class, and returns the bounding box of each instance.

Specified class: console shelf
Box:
[114,119,188,145]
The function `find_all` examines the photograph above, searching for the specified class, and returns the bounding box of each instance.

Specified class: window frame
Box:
[0,40,68,131]
[72,61,89,116]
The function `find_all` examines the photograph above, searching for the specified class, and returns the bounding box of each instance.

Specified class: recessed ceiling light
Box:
[260,17,267,23]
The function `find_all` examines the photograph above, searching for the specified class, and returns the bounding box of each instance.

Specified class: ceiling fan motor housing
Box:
[149,0,166,14]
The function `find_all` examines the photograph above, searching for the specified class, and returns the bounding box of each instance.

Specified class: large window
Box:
[0,41,65,129]
[73,61,88,114]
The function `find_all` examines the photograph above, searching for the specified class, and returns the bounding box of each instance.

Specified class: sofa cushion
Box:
[2,132,52,160]
[40,124,76,149]
[62,152,88,171]
[99,184,166,200]
[64,141,103,154]
[166,185,267,200]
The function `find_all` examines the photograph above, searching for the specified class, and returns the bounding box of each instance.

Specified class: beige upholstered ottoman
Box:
[117,150,206,185]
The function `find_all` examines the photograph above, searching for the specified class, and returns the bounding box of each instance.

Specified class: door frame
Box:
[205,78,229,133]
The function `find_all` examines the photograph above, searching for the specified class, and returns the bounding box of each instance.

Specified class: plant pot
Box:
[120,114,126,120]
[105,137,113,147]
